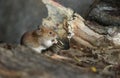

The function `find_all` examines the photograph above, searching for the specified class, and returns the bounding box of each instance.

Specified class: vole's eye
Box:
[49,32,52,34]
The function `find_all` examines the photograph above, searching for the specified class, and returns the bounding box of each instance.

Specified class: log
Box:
[0,43,103,78]
[88,0,120,26]
[41,0,120,49]
[0,1,119,78]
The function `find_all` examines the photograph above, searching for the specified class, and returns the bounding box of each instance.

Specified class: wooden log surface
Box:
[0,0,119,78]
[88,0,120,26]
[42,0,120,49]
[0,43,103,78]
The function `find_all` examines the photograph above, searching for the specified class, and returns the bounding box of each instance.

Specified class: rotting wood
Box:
[41,0,120,49]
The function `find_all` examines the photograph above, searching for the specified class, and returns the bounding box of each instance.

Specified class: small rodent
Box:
[21,26,58,53]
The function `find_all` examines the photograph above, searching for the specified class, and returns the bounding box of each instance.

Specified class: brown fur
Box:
[21,26,57,48]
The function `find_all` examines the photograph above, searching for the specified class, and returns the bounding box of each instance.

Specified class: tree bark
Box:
[41,0,120,49]
[0,43,103,78]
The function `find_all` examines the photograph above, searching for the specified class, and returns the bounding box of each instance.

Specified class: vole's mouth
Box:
[52,39,58,44]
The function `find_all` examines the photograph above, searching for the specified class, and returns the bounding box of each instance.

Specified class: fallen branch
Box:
[41,0,120,49]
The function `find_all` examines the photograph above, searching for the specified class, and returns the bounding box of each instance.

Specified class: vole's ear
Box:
[35,29,42,36]
[37,25,41,30]
[33,25,43,36]
[37,25,45,31]
[34,27,42,36]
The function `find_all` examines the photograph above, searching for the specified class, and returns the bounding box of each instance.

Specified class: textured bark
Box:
[88,0,120,26]
[41,0,120,49]
[0,0,119,78]
[0,43,103,78]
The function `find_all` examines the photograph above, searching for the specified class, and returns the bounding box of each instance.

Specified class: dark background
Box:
[0,0,93,44]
